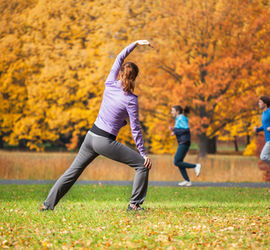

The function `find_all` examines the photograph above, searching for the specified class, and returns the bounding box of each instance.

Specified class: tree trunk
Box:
[234,136,239,152]
[19,139,27,150]
[246,135,250,146]
[198,133,217,157]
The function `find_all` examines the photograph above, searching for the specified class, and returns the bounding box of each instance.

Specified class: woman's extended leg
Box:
[174,144,196,182]
[43,132,99,209]
[260,142,270,164]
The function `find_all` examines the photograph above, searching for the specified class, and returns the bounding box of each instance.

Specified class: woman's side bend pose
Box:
[40,40,153,211]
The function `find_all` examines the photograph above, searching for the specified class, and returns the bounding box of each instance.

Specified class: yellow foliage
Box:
[0,0,269,154]
[243,138,257,156]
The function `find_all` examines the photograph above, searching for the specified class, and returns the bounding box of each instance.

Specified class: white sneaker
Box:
[194,163,201,177]
[178,181,192,187]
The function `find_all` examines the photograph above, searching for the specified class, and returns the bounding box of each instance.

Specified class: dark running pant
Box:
[44,131,149,209]
[174,143,196,182]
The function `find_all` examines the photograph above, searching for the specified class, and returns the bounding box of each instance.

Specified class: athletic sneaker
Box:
[178,181,192,187]
[194,163,201,177]
[39,203,50,211]
[127,204,144,211]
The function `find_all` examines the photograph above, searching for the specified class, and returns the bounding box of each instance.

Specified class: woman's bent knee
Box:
[135,164,149,172]
[174,159,183,166]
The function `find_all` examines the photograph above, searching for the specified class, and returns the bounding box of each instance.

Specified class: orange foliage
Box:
[0,0,269,155]
[138,0,270,154]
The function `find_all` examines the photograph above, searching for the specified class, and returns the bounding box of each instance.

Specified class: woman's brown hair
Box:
[260,96,270,108]
[172,105,190,115]
[119,62,139,93]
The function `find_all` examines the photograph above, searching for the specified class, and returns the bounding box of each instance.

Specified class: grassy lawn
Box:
[0,185,269,249]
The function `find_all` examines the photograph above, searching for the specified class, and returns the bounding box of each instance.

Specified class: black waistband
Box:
[90,124,116,140]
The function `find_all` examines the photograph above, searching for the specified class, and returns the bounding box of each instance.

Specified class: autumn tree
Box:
[140,0,270,156]
[1,0,269,155]
[0,0,155,151]
[0,0,37,148]
[1,0,112,150]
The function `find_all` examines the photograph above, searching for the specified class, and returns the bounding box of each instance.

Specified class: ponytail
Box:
[120,62,139,93]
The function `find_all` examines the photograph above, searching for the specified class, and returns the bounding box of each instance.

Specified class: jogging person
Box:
[40,40,153,211]
[170,105,201,186]
[254,96,270,164]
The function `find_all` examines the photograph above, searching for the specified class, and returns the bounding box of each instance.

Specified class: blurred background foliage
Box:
[0,0,269,156]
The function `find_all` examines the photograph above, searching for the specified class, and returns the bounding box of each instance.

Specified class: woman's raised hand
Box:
[135,40,154,48]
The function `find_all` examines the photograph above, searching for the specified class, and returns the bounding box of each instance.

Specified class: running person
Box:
[40,40,153,211]
[170,106,201,186]
[254,96,270,164]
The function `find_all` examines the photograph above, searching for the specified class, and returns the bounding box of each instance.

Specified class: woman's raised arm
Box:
[105,40,152,85]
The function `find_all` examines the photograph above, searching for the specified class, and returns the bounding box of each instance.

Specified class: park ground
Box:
[0,184,269,249]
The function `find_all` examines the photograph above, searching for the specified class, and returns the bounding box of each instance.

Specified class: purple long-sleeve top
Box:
[94,42,147,157]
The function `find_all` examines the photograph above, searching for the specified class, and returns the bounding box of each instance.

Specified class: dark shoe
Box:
[127,204,145,211]
[39,203,50,211]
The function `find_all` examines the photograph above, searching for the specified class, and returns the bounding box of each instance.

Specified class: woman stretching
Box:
[170,106,201,186]
[40,40,153,211]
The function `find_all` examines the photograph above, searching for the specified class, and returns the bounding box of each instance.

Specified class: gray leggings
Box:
[44,131,149,209]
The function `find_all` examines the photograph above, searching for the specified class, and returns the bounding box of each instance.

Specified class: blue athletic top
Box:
[257,108,270,142]
[174,114,190,144]
[175,114,189,129]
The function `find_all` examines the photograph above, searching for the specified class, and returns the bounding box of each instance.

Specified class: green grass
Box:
[0,185,269,249]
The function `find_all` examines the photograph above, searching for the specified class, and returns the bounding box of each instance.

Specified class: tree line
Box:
[0,0,269,156]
